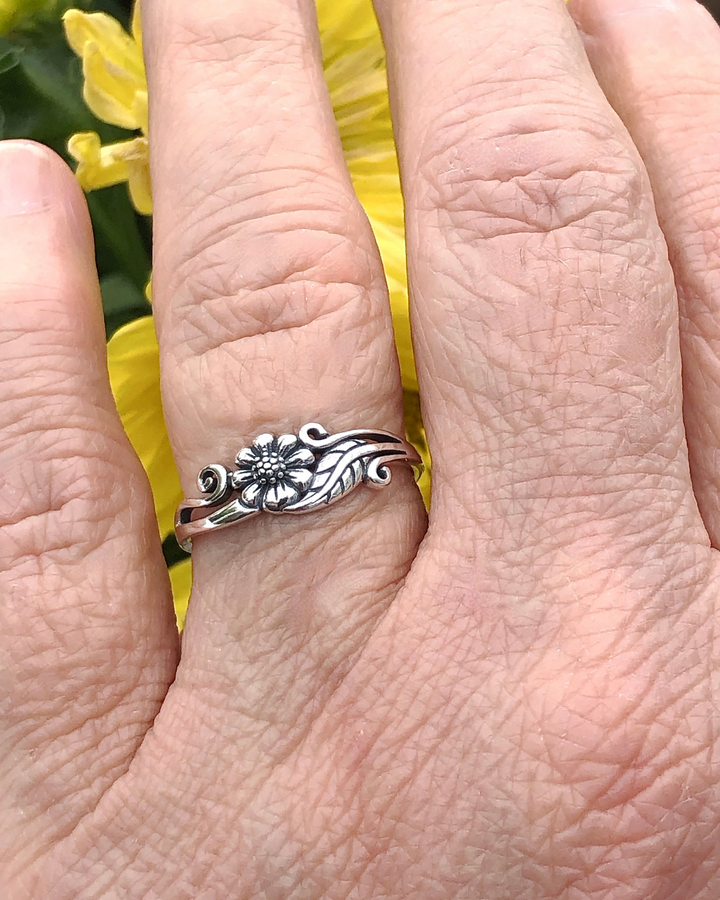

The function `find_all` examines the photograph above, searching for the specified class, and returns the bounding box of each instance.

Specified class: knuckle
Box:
[418,113,647,240]
[162,193,383,359]
[0,431,136,570]
[158,2,298,68]
[156,190,400,438]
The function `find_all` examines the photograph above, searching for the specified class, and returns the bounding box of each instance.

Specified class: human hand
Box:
[3,0,720,896]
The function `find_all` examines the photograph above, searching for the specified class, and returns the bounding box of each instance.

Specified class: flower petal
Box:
[286,467,313,491]
[63,10,146,83]
[315,0,416,393]
[131,0,143,52]
[252,433,276,454]
[108,316,182,539]
[127,153,152,215]
[276,433,301,456]
[132,89,149,135]
[68,134,152,209]
[403,390,431,510]
[83,42,145,130]
[231,468,255,487]
[264,481,300,511]
[68,131,123,190]
[242,482,264,508]
[236,446,259,467]
[284,446,316,468]
[169,558,192,631]
[372,217,416,392]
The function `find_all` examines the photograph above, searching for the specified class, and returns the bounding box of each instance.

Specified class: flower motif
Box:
[232,434,316,512]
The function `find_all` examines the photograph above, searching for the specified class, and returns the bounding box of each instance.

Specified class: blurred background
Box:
[0,0,150,340]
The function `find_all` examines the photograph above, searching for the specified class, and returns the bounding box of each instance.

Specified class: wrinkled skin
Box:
[3,0,720,896]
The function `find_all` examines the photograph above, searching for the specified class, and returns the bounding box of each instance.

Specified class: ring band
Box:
[175,422,423,551]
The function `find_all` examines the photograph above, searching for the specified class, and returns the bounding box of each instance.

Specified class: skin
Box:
[2,0,720,895]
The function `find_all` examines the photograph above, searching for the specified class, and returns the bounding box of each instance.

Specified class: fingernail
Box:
[0,140,53,217]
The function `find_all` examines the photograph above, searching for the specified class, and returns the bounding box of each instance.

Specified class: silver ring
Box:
[175,422,423,551]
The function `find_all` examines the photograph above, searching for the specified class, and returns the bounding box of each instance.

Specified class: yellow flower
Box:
[63,5,152,213]
[67,1,432,625]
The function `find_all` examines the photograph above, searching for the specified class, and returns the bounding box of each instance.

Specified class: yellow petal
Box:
[105,134,148,164]
[0,0,17,33]
[127,153,152,215]
[63,9,145,82]
[107,316,182,539]
[403,391,431,509]
[132,89,149,134]
[64,9,146,130]
[315,0,426,476]
[371,227,417,392]
[169,558,192,631]
[130,0,143,51]
[316,0,379,44]
[68,132,151,197]
[67,129,100,163]
[68,131,124,189]
[82,41,144,130]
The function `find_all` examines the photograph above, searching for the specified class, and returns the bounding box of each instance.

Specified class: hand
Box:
[3,0,720,896]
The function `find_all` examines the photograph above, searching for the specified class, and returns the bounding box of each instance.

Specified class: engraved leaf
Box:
[289,438,365,511]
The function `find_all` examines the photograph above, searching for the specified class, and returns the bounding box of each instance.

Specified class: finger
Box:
[142,1,425,744]
[0,142,178,887]
[374,0,708,579]
[568,0,720,547]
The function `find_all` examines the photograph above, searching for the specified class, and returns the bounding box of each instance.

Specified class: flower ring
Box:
[175,423,423,551]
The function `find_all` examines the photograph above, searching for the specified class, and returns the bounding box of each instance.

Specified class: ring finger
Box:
[144,0,425,757]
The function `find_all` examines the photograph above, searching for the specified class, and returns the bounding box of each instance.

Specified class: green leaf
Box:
[0,40,21,74]
[100,271,149,338]
[162,533,190,568]
[89,186,150,289]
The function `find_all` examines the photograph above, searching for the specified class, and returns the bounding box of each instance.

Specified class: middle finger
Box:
[375,0,710,606]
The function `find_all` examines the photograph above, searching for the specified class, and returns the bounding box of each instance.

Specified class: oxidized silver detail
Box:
[175,423,423,551]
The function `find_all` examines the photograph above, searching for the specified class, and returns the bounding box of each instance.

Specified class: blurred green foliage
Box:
[0,0,150,335]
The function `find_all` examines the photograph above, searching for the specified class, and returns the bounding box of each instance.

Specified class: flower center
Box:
[252,451,287,485]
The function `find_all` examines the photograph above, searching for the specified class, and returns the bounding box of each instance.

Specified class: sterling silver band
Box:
[175,423,423,552]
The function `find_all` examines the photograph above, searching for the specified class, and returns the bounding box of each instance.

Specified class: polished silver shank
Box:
[175,423,423,551]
